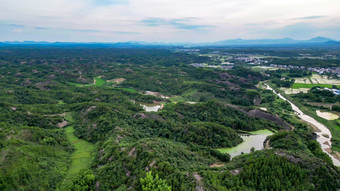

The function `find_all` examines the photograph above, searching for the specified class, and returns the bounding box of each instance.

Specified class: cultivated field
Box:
[294,77,311,84]
[281,87,310,94]
[291,74,340,89]
[311,74,340,85]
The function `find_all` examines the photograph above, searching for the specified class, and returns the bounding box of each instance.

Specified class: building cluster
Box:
[179,49,200,52]
[269,64,306,69]
[221,65,234,70]
[269,64,340,77]
[307,67,340,77]
[318,87,340,95]
[190,63,233,70]
[298,54,337,60]
[231,56,269,65]
[190,63,206,67]
[221,62,234,65]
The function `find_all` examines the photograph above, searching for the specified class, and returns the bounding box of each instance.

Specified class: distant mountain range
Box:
[205,36,337,46]
[1,37,339,47]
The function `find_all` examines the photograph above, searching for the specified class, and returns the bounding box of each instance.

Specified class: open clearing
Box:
[294,77,311,84]
[252,66,279,71]
[144,91,169,98]
[68,76,105,87]
[61,114,94,189]
[281,87,310,94]
[107,78,126,84]
[316,110,339,120]
[168,96,186,103]
[259,107,268,111]
[94,77,105,86]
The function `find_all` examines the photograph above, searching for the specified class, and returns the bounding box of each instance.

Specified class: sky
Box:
[0,0,339,42]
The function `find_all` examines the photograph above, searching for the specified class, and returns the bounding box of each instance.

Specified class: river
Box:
[265,84,340,166]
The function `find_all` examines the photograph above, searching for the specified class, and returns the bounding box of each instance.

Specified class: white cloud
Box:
[0,0,339,41]
[13,28,23,33]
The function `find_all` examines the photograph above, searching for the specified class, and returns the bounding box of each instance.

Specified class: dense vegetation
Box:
[267,69,311,88]
[295,87,340,103]
[270,58,340,68]
[0,124,72,190]
[0,47,339,190]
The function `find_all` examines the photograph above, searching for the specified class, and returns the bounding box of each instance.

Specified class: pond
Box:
[140,103,162,112]
[218,129,274,159]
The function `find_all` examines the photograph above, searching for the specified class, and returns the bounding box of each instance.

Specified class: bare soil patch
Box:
[209,163,224,167]
[57,121,68,128]
[316,110,339,120]
[107,78,126,84]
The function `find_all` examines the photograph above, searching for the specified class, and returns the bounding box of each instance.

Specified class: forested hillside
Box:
[0,47,339,190]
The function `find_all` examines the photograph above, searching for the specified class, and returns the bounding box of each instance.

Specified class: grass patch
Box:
[67,82,93,87]
[183,81,206,85]
[64,112,74,122]
[61,126,93,189]
[114,87,138,93]
[168,96,186,103]
[94,77,105,87]
[181,89,198,97]
[292,83,338,89]
[60,113,93,189]
[58,100,66,105]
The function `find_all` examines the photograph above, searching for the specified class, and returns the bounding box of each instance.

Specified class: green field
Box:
[181,89,198,97]
[67,82,93,87]
[68,77,105,87]
[114,87,138,93]
[61,114,94,189]
[183,81,206,85]
[94,77,105,86]
[168,96,186,103]
[58,100,66,105]
[291,83,339,89]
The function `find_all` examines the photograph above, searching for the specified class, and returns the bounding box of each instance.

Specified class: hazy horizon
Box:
[1,0,339,42]
[0,36,338,44]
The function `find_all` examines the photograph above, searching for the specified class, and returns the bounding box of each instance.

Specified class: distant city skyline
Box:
[0,0,339,42]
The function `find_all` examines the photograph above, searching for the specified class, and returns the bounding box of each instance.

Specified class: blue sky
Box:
[0,0,339,42]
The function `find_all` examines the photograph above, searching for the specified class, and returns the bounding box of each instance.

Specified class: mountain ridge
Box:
[0,37,339,47]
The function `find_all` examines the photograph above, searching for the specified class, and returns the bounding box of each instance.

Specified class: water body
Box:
[140,103,162,112]
[218,129,274,159]
[265,84,340,166]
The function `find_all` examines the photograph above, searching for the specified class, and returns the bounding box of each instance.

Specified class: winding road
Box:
[265,84,340,166]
